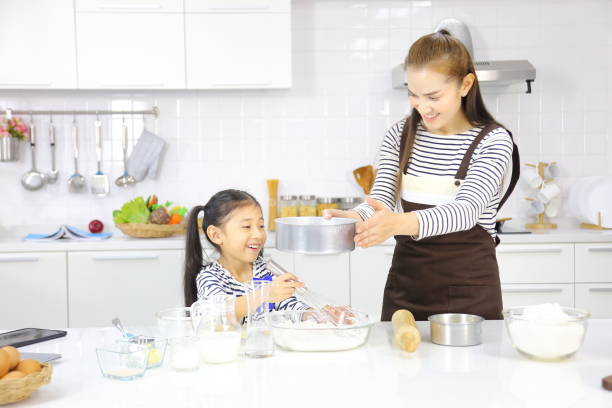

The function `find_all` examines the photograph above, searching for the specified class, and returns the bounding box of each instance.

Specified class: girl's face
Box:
[405,66,474,134]
[212,204,266,264]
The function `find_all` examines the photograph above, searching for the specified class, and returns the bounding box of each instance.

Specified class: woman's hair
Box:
[398,30,503,175]
[183,189,261,306]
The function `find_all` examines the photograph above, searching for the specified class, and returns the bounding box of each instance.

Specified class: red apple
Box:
[89,219,104,233]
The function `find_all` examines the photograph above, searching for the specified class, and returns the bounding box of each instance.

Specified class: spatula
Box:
[353,165,374,194]
[91,119,110,196]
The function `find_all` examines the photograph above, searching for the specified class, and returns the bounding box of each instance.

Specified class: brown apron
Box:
[381,123,520,321]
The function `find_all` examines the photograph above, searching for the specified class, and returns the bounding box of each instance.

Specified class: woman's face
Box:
[210,204,267,264]
[405,66,473,134]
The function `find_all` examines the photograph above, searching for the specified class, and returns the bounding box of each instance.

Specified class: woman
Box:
[324,31,519,321]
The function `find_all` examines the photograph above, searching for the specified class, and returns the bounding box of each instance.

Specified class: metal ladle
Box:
[46,116,58,183]
[115,119,135,187]
[21,120,45,191]
[67,119,86,192]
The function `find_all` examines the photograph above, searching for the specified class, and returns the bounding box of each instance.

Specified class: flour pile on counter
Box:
[505,303,586,360]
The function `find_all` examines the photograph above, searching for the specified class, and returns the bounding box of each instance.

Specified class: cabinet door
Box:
[575,243,612,283]
[0,253,67,328]
[501,284,574,309]
[294,253,350,306]
[68,250,184,327]
[496,244,574,284]
[185,11,291,89]
[185,0,289,13]
[350,246,394,321]
[575,283,612,318]
[75,9,185,89]
[0,0,76,89]
[263,248,294,272]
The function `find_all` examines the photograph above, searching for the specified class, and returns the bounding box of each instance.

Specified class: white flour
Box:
[507,303,585,360]
[273,320,370,351]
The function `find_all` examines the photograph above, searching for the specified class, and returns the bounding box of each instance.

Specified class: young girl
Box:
[183,189,309,321]
[325,31,520,321]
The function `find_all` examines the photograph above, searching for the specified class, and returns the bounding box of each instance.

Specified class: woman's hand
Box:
[322,208,363,229]
[354,196,418,248]
[269,273,304,303]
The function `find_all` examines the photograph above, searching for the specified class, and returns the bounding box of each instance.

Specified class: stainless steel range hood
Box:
[392,59,536,93]
[392,18,536,93]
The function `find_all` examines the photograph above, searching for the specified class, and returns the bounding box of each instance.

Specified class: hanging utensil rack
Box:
[2,106,159,118]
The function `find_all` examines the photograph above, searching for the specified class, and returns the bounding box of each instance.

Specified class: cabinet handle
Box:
[588,288,612,293]
[0,256,40,262]
[100,82,165,87]
[92,254,159,261]
[497,247,563,254]
[98,4,163,10]
[588,247,612,253]
[210,82,270,87]
[502,287,563,294]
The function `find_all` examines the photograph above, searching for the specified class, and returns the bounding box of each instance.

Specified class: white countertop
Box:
[10,320,612,407]
[0,224,611,253]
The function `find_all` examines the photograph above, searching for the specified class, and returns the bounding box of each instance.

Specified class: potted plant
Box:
[0,116,28,162]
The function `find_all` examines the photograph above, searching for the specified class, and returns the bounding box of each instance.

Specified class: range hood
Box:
[392,59,536,93]
[392,19,536,93]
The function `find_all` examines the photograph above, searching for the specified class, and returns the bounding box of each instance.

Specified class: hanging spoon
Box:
[46,116,58,183]
[21,118,45,191]
[115,118,135,187]
[67,119,86,192]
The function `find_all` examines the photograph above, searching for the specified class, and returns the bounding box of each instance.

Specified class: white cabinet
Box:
[264,248,293,272]
[575,283,612,318]
[0,253,67,328]
[349,246,394,320]
[184,1,291,89]
[294,253,350,306]
[501,284,574,309]
[68,250,184,327]
[0,0,77,89]
[75,0,185,89]
[496,244,574,284]
[575,243,612,283]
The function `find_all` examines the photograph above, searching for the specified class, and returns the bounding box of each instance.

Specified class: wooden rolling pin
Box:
[391,309,421,352]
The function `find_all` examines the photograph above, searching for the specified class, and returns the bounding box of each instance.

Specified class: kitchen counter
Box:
[0,225,611,253]
[9,320,612,407]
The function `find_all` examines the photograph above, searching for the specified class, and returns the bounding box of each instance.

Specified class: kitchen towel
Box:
[127,129,166,182]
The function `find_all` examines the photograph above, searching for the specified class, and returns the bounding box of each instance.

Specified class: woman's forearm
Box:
[396,212,419,237]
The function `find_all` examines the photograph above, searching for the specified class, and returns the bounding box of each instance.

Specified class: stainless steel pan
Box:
[275,217,356,254]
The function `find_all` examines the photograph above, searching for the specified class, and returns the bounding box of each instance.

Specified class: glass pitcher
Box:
[244,279,274,358]
[191,294,241,364]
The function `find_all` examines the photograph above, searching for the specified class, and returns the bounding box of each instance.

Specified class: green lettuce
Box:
[113,197,150,224]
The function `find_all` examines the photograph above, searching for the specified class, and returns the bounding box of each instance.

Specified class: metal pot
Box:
[428,313,483,346]
[275,216,356,254]
[0,137,21,161]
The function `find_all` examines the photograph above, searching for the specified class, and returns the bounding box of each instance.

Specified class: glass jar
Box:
[192,295,241,364]
[316,197,339,216]
[338,196,363,211]
[298,195,317,216]
[279,195,298,217]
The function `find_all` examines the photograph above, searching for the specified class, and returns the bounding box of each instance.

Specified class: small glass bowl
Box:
[117,336,167,369]
[503,306,590,361]
[96,343,149,381]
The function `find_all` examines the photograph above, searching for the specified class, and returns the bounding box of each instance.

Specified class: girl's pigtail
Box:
[184,205,206,306]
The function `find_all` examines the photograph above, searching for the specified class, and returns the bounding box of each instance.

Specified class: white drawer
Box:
[575,283,612,318]
[185,0,289,13]
[501,284,574,309]
[496,244,574,284]
[76,0,183,13]
[575,243,612,283]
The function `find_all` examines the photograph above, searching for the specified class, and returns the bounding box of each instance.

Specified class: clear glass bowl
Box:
[503,306,590,361]
[117,336,168,369]
[270,309,373,352]
[96,343,149,381]
[155,307,194,339]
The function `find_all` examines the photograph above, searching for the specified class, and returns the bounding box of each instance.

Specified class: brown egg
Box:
[1,346,20,370]
[16,359,41,375]
[1,370,26,380]
[0,350,9,378]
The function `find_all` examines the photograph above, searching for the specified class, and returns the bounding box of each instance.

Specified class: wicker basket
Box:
[115,222,187,238]
[0,363,53,406]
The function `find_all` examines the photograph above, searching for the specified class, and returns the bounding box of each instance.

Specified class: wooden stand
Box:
[524,161,557,230]
[580,212,611,230]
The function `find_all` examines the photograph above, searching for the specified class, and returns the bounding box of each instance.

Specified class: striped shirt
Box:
[196,257,309,316]
[354,119,513,241]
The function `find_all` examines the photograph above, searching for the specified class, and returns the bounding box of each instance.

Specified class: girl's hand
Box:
[354,196,401,248]
[269,273,304,303]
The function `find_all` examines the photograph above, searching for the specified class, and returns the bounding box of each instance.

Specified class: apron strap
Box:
[454,123,520,212]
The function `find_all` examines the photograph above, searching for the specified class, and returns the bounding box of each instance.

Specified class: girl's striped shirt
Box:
[354,119,513,241]
[196,257,309,315]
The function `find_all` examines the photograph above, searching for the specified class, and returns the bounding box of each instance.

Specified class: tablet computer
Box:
[0,328,67,348]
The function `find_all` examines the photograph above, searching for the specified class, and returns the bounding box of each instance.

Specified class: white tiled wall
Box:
[1,0,610,228]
